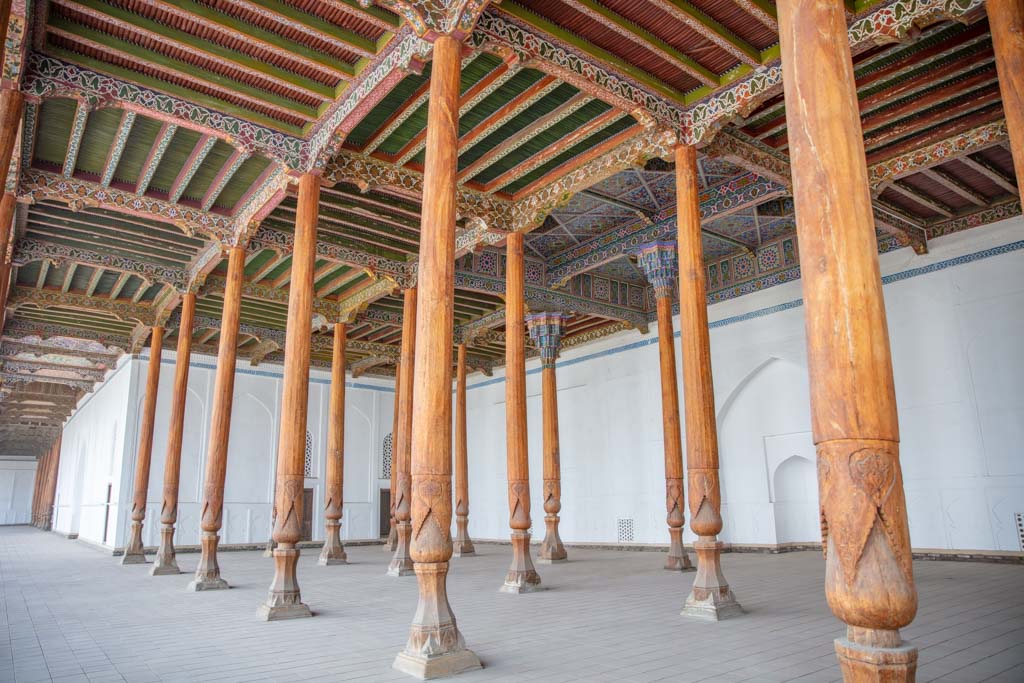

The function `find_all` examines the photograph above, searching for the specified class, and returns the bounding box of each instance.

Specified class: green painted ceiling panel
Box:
[346,69,431,147]
[70,265,94,292]
[74,108,123,177]
[500,116,637,194]
[459,83,578,169]
[244,249,277,276]
[472,99,615,184]
[182,140,236,203]
[215,155,272,210]
[33,98,77,167]
[112,115,163,186]
[148,128,202,194]
[137,283,161,303]
[118,276,143,300]
[15,262,39,286]
[458,68,545,136]
[93,271,120,297]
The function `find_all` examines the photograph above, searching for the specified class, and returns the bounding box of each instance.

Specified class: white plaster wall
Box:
[464,216,1024,553]
[0,459,38,524]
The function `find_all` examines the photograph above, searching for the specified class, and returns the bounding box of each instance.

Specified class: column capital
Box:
[636,241,679,299]
[525,312,567,368]
[365,0,492,42]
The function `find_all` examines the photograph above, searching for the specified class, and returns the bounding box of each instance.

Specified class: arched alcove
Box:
[771,455,819,544]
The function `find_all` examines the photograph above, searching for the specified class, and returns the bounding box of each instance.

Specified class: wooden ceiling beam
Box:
[886,181,954,217]
[919,167,989,206]
[459,75,560,154]
[26,223,187,264]
[319,186,421,221]
[35,261,50,289]
[229,0,378,60]
[361,81,431,155]
[60,264,77,294]
[865,104,1005,162]
[858,49,995,114]
[864,94,1003,154]
[316,268,363,298]
[314,194,420,233]
[957,152,1019,196]
[84,268,104,296]
[729,0,778,31]
[136,123,178,195]
[250,254,289,284]
[109,272,131,300]
[100,110,135,187]
[61,101,88,178]
[168,135,216,204]
[200,149,247,211]
[645,0,761,67]
[859,73,1000,137]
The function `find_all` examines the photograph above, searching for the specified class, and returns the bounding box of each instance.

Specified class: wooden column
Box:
[637,242,694,573]
[152,292,196,576]
[778,0,917,677]
[393,33,480,679]
[452,343,475,557]
[387,361,400,551]
[526,313,568,564]
[318,322,348,566]
[0,88,23,328]
[501,230,541,594]
[259,173,319,621]
[990,0,1024,190]
[43,436,62,530]
[122,326,164,564]
[188,245,245,591]
[676,145,742,621]
[388,286,417,576]
[31,449,43,527]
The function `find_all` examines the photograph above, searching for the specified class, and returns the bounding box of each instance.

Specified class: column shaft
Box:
[122,326,163,564]
[260,173,319,620]
[388,287,416,576]
[318,322,348,566]
[676,145,742,620]
[153,293,195,575]
[394,33,480,679]
[387,361,400,551]
[989,0,1024,189]
[0,88,23,326]
[188,245,245,591]
[502,231,541,593]
[452,344,475,556]
[778,0,917,677]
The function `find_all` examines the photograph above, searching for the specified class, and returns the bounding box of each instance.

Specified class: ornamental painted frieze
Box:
[365,0,492,41]
[2,0,29,87]
[8,286,157,326]
[868,119,1008,187]
[12,238,189,292]
[338,277,400,323]
[2,319,129,353]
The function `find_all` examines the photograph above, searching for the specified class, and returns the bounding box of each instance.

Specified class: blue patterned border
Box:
[467,238,1024,391]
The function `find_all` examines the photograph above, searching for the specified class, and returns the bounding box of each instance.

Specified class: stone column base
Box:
[681,539,742,620]
[836,631,917,682]
[388,521,415,576]
[259,546,311,621]
[187,577,230,591]
[452,516,475,557]
[318,521,348,566]
[666,527,694,572]
[393,648,482,680]
[121,521,147,565]
[500,531,542,594]
[537,514,567,564]
[151,525,181,575]
[187,532,229,591]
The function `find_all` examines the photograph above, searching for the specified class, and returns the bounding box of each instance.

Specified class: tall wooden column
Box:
[452,343,475,557]
[0,88,24,328]
[152,292,196,576]
[501,230,541,594]
[676,145,742,621]
[259,173,319,621]
[637,242,694,573]
[188,245,245,591]
[44,436,62,530]
[318,322,348,566]
[388,286,416,576]
[122,326,164,564]
[31,449,43,527]
[387,361,400,551]
[526,313,568,564]
[778,0,918,677]
[393,33,480,679]
[989,0,1024,190]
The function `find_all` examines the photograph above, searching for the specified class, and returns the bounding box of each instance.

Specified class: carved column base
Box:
[150,524,181,576]
[41,513,53,532]
[387,519,398,551]
[388,521,415,576]
[258,546,312,621]
[187,532,229,591]
[120,521,147,564]
[681,539,742,620]
[318,520,348,566]
[836,628,917,683]
[393,561,481,680]
[537,514,567,564]
[501,530,542,594]
[452,515,475,557]
[665,526,694,572]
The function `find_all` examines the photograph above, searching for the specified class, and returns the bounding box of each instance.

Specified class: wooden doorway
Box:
[379,488,391,538]
[301,488,314,542]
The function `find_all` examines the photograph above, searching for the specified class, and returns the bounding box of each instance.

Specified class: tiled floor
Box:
[1,527,1021,682]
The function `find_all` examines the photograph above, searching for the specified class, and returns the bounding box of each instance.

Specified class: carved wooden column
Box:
[502,230,541,593]
[188,245,245,592]
[319,322,348,566]
[392,32,480,679]
[259,173,319,621]
[989,0,1024,189]
[44,436,62,530]
[0,88,24,327]
[778,0,918,677]
[676,145,742,621]
[637,242,693,573]
[31,449,43,527]
[152,292,196,576]
[387,360,400,551]
[122,326,164,564]
[526,313,568,564]
[388,286,416,576]
[452,343,475,557]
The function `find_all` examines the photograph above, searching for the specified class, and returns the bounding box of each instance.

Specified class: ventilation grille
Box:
[382,433,393,479]
[303,431,313,478]
[1016,512,1024,552]
[617,518,635,543]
